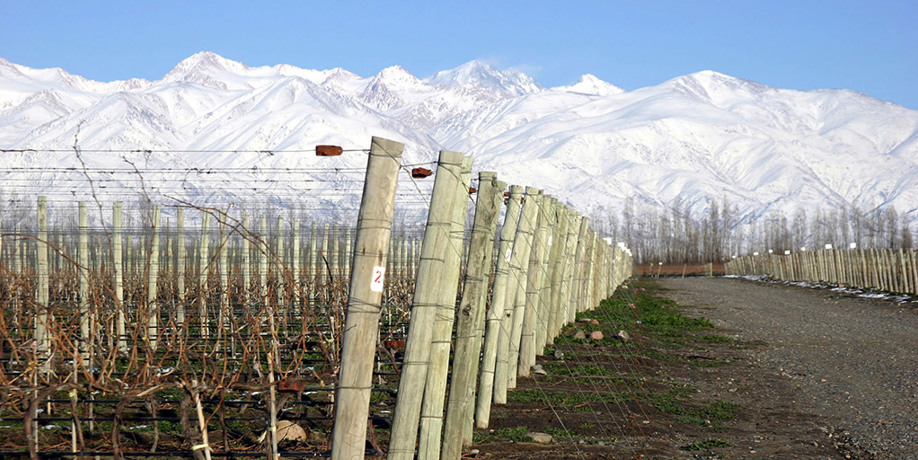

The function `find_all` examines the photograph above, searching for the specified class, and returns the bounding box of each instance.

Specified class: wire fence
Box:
[0,136,634,460]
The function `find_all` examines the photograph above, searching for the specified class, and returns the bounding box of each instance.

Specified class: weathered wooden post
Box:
[147,206,160,351]
[36,196,50,368]
[330,136,404,460]
[198,212,211,339]
[309,220,317,306]
[418,155,473,460]
[292,218,301,314]
[568,217,590,322]
[176,207,186,325]
[276,216,286,324]
[493,187,531,401]
[113,202,126,351]
[241,212,251,312]
[507,187,542,389]
[442,172,504,460]
[475,184,523,425]
[534,197,557,352]
[218,211,230,342]
[78,202,91,356]
[518,192,549,378]
[388,150,465,460]
[546,199,567,345]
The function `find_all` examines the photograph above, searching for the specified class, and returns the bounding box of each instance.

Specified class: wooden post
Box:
[309,220,317,306]
[536,197,558,350]
[176,207,186,326]
[321,222,330,303]
[518,192,547,378]
[545,200,567,345]
[276,216,286,323]
[78,202,90,355]
[330,136,404,460]
[476,185,522,424]
[507,187,542,389]
[418,154,473,460]
[388,150,465,460]
[292,218,301,314]
[35,196,50,368]
[218,211,230,342]
[112,202,126,352]
[241,212,251,312]
[198,212,211,339]
[147,206,160,351]
[442,172,504,459]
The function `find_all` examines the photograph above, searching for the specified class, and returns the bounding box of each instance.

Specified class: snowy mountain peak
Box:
[665,70,770,102]
[372,65,428,89]
[554,74,624,96]
[162,51,250,89]
[427,60,542,97]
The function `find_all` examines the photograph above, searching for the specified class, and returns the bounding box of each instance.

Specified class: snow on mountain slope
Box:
[0,53,916,229]
[553,74,624,96]
[436,70,918,223]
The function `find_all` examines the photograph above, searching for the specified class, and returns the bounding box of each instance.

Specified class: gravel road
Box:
[657,277,918,459]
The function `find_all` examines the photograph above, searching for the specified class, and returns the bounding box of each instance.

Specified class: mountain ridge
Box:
[0,52,915,229]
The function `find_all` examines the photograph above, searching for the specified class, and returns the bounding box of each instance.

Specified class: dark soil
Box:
[468,278,851,459]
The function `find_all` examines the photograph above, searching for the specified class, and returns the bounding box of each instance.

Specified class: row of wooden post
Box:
[330,145,634,460]
[726,248,918,294]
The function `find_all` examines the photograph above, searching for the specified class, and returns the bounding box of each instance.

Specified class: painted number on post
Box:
[504,248,512,263]
[371,266,386,292]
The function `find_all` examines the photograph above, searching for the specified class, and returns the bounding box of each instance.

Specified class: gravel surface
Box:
[658,276,918,459]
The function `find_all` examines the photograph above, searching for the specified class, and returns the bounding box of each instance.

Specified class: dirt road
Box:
[658,277,918,459]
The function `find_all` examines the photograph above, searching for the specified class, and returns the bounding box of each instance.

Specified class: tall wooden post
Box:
[477,185,523,422]
[147,206,160,351]
[388,150,465,460]
[507,187,542,390]
[198,212,210,339]
[113,202,126,351]
[78,202,90,354]
[330,136,404,460]
[418,155,473,460]
[518,192,547,378]
[36,196,50,367]
[492,187,533,404]
[442,172,504,459]
[176,207,186,325]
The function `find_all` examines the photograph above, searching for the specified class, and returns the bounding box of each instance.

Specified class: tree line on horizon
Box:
[598,197,915,264]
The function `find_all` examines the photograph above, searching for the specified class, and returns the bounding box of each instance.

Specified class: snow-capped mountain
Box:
[1,52,916,229]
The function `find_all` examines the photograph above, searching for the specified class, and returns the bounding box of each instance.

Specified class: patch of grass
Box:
[544,428,576,439]
[474,426,530,443]
[680,438,731,451]
[507,389,632,411]
[696,334,733,343]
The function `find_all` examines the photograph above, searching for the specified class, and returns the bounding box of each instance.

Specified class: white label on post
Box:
[504,248,512,262]
[371,266,385,292]
[548,235,553,246]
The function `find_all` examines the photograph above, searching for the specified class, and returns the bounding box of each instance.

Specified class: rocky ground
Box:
[467,277,918,459]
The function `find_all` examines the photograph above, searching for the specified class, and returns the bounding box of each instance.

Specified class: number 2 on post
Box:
[371,266,386,292]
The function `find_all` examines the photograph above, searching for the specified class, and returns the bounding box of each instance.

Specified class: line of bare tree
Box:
[597,197,914,264]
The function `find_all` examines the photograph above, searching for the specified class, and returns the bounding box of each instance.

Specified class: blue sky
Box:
[2,1,916,108]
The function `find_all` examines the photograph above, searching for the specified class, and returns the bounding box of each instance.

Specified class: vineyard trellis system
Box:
[726,248,918,295]
[0,136,634,459]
